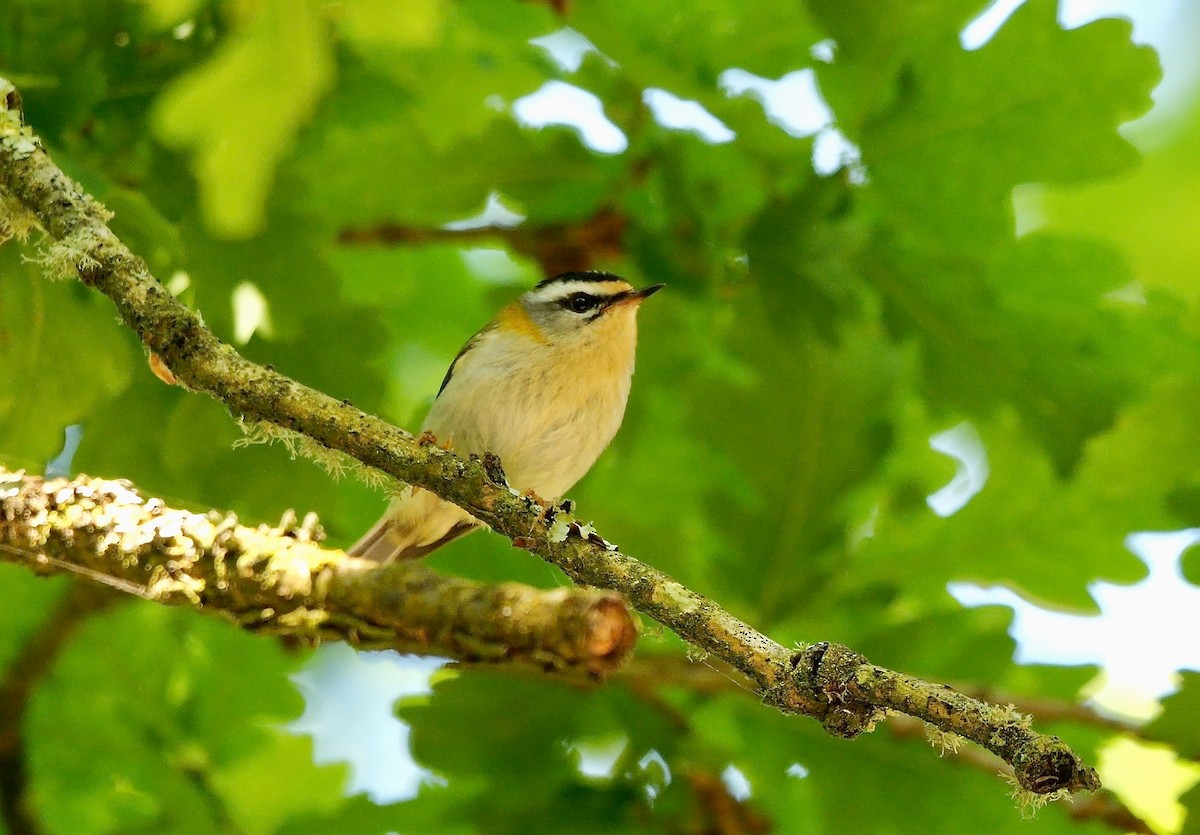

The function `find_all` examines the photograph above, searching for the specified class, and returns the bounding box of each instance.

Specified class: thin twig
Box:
[626,656,1149,833]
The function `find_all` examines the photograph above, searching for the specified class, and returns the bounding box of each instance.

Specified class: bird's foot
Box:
[526,495,575,529]
[416,430,454,451]
[520,488,553,515]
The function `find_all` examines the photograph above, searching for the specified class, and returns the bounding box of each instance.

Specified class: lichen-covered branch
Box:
[0,468,636,673]
[884,716,1151,832]
[0,78,1099,797]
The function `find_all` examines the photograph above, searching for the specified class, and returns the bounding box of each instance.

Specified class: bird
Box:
[349,270,663,563]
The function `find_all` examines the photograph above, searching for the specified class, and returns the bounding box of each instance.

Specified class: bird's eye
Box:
[565,293,597,314]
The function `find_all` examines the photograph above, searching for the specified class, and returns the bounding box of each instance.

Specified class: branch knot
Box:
[792,641,883,739]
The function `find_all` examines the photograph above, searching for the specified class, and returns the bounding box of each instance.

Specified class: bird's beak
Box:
[610,283,665,309]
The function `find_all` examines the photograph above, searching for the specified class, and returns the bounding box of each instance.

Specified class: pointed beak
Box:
[605,283,665,312]
[614,283,665,306]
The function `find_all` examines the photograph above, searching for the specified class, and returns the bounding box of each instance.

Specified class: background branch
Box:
[0,80,1100,798]
[0,468,636,673]
[337,207,626,277]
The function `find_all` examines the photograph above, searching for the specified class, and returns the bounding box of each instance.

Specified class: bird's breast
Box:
[423,327,636,498]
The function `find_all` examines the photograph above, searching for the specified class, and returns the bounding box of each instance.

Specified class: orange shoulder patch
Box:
[497,302,548,344]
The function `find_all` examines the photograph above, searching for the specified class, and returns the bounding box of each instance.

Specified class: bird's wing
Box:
[348,513,479,562]
[436,321,496,397]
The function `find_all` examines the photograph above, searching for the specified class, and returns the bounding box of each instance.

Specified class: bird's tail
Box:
[347,488,481,563]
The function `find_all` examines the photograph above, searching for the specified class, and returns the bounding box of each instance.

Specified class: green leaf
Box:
[1145,672,1200,760]
[25,604,329,835]
[1044,79,1200,310]
[277,793,475,835]
[210,731,348,835]
[152,0,334,237]
[829,1,1159,248]
[803,0,986,129]
[291,62,628,229]
[573,0,821,101]
[351,0,553,151]
[0,567,69,674]
[668,310,903,625]
[854,376,1200,612]
[874,232,1189,470]
[332,0,445,52]
[394,670,677,833]
[0,253,136,464]
[742,176,873,337]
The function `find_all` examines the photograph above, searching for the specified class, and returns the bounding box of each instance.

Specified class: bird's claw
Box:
[520,488,552,515]
[416,430,454,451]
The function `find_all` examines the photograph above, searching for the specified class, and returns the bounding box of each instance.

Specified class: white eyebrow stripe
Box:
[531,279,632,302]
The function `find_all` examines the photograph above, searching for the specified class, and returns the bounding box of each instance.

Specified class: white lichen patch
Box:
[275,606,329,632]
[548,514,572,543]
[1004,772,1069,819]
[652,580,703,615]
[0,189,39,244]
[146,563,204,604]
[998,703,1033,728]
[28,232,102,280]
[83,192,114,223]
[546,511,601,545]
[0,125,40,160]
[246,542,325,599]
[925,725,962,756]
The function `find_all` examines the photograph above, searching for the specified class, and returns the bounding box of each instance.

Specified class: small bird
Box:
[349,271,663,563]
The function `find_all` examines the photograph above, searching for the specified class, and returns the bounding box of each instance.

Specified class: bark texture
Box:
[0,468,636,673]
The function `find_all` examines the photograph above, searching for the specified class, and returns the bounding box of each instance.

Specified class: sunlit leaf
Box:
[152,0,334,237]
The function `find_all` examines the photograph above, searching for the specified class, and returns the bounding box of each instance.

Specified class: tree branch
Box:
[621,655,1149,833]
[0,79,1100,797]
[0,468,635,673]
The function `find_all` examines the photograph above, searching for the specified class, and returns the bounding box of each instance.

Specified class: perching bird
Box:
[349,271,663,563]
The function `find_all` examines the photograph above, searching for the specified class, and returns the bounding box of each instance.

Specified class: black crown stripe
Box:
[534,271,626,290]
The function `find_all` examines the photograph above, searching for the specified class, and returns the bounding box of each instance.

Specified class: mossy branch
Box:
[0,78,1099,798]
[0,468,636,673]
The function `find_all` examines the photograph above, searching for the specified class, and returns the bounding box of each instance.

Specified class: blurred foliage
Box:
[1,0,1199,832]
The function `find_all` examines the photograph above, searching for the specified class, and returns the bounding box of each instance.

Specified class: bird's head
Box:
[516,271,664,347]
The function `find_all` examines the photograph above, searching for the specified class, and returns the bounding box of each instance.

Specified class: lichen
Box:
[28,231,102,280]
[235,419,392,490]
[925,724,962,756]
[274,606,329,632]
[997,702,1033,728]
[0,189,38,244]
[1004,772,1069,818]
[0,122,41,160]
